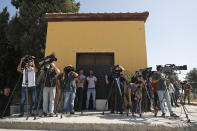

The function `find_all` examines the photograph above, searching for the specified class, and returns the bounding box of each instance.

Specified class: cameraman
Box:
[131,71,145,83]
[152,66,177,117]
[17,56,38,117]
[127,81,143,117]
[39,59,60,117]
[105,67,126,114]
[57,65,78,114]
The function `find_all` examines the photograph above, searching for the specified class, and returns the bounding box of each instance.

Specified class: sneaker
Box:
[119,112,123,114]
[161,113,166,118]
[49,113,54,117]
[31,113,36,116]
[42,112,47,117]
[18,114,24,117]
[170,113,178,117]
[154,110,158,117]
[70,112,75,115]
[110,110,115,114]
[132,114,136,117]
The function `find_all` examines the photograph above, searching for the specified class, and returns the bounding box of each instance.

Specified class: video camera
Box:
[139,67,154,80]
[157,64,187,73]
[41,53,57,65]
[22,55,35,69]
[111,65,124,78]
[64,65,74,74]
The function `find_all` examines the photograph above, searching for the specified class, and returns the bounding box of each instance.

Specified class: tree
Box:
[185,68,197,99]
[10,0,80,59]
[0,7,10,88]
[0,0,80,90]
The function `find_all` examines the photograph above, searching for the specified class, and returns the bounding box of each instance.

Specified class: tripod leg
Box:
[102,80,114,115]
[139,99,142,117]
[179,95,191,123]
[55,90,63,117]
[1,74,22,118]
[34,86,43,120]
[60,92,65,119]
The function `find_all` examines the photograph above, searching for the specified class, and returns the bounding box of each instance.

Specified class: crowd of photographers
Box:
[0,54,192,118]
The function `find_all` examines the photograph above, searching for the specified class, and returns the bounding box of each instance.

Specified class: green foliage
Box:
[185,68,197,98]
[10,0,80,59]
[0,7,19,88]
[0,0,80,89]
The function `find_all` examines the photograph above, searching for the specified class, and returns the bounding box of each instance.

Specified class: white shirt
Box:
[22,67,36,87]
[168,83,175,93]
[87,76,97,89]
[76,75,86,88]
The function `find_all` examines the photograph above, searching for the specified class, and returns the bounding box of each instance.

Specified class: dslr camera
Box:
[111,65,124,78]
[41,53,57,65]
[139,67,154,80]
[22,55,35,68]
[64,65,74,74]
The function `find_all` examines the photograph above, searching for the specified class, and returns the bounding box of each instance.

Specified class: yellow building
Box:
[45,12,149,99]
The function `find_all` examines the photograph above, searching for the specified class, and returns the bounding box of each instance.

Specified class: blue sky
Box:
[1,0,197,79]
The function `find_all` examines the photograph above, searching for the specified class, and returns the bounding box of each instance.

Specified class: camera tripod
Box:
[54,88,65,118]
[141,78,156,116]
[24,65,31,120]
[34,67,49,120]
[102,76,125,115]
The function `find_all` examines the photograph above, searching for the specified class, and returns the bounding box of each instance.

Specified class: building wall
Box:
[45,21,147,73]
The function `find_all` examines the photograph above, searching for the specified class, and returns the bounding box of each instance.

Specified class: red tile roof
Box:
[45,12,149,22]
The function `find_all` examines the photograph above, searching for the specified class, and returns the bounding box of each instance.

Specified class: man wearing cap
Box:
[152,66,177,117]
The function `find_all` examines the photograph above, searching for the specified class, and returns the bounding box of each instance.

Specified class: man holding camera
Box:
[105,66,126,114]
[39,59,60,117]
[57,65,78,114]
[127,81,143,117]
[152,66,177,117]
[17,56,38,117]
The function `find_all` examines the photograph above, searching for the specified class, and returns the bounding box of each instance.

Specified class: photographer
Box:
[57,65,78,114]
[39,59,60,117]
[152,66,177,117]
[131,71,144,83]
[127,81,143,117]
[105,65,126,114]
[17,56,38,117]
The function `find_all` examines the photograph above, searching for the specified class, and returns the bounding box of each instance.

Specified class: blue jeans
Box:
[20,86,37,114]
[157,90,173,114]
[171,93,178,106]
[64,91,76,112]
[86,88,96,109]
